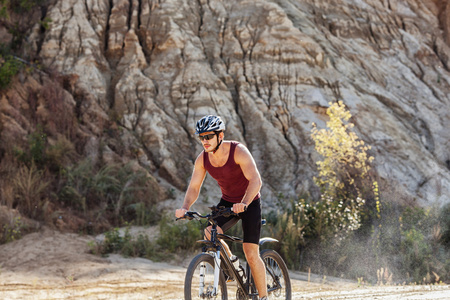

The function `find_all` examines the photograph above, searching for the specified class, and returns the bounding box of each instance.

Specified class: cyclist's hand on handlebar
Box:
[175,208,188,219]
[232,202,248,214]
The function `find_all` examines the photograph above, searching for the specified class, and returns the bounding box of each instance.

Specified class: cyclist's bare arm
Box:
[233,144,262,213]
[175,152,206,218]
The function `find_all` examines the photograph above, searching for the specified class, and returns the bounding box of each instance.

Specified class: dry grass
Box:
[12,163,50,218]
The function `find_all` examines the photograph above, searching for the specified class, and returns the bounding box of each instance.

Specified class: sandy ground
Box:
[0,227,448,300]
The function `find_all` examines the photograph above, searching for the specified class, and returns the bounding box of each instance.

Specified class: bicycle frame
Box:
[197,222,245,296]
[179,206,283,299]
[196,217,279,298]
[218,234,282,297]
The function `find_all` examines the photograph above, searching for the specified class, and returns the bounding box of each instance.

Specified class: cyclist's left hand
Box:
[175,208,187,218]
[232,202,248,214]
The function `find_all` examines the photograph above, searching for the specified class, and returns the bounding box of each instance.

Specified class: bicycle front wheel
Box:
[185,253,228,300]
[261,249,292,300]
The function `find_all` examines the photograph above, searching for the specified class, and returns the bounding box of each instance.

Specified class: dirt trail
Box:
[0,228,448,299]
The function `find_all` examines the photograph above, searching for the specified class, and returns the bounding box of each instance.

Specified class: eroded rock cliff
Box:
[2,0,450,208]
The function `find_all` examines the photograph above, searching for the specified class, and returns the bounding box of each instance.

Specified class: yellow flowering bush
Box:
[302,101,376,239]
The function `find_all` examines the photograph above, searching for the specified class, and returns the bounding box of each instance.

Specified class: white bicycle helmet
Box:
[195,115,226,134]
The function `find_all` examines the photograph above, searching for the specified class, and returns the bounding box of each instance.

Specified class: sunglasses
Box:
[198,133,217,141]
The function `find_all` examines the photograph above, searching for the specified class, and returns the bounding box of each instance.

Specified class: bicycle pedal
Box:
[224,273,235,282]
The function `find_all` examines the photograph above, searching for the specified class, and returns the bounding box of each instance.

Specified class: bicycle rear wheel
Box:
[261,249,292,300]
[185,253,228,300]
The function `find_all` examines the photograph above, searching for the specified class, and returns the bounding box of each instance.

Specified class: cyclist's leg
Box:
[241,198,267,298]
[243,243,267,299]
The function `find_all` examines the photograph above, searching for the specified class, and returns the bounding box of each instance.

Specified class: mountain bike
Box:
[177,205,291,300]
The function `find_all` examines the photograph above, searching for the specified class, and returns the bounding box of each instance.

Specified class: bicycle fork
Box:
[213,250,221,296]
[199,250,222,297]
[199,262,206,297]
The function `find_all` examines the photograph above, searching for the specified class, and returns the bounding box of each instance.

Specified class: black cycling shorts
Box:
[214,198,262,245]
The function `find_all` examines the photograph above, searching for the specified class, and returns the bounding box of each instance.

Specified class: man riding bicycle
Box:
[175,115,269,300]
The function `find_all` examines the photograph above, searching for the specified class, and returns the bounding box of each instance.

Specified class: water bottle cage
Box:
[238,264,246,280]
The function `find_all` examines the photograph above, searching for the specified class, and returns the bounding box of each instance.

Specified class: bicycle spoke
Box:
[266,257,283,295]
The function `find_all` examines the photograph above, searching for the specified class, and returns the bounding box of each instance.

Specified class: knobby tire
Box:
[260,249,292,300]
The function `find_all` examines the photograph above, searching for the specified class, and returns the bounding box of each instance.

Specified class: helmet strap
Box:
[212,132,222,154]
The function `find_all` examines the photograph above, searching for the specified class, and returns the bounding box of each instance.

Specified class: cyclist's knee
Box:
[243,243,260,263]
[204,226,212,240]
[204,226,223,240]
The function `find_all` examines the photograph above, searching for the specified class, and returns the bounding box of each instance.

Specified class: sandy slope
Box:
[0,228,448,299]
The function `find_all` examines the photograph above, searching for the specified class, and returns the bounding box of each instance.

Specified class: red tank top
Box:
[203,141,261,203]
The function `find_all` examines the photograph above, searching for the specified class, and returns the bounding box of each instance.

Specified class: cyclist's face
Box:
[199,131,220,152]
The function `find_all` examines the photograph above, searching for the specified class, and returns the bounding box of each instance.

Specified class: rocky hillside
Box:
[1,0,449,209]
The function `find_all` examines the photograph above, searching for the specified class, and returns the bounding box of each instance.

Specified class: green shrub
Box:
[157,215,203,252]
[94,225,155,258]
[58,159,160,226]
[39,16,51,30]
[127,202,160,226]
[130,233,156,258]
[263,200,448,283]
[0,216,24,244]
[401,227,431,282]
[264,199,306,269]
[93,215,204,261]
[58,159,93,212]
[13,125,47,168]
[396,205,449,284]
[0,54,22,90]
[0,0,46,15]
[102,227,131,254]
[441,204,450,250]
[0,1,8,18]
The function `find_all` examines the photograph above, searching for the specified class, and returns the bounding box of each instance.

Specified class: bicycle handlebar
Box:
[175,211,204,221]
[176,206,241,221]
